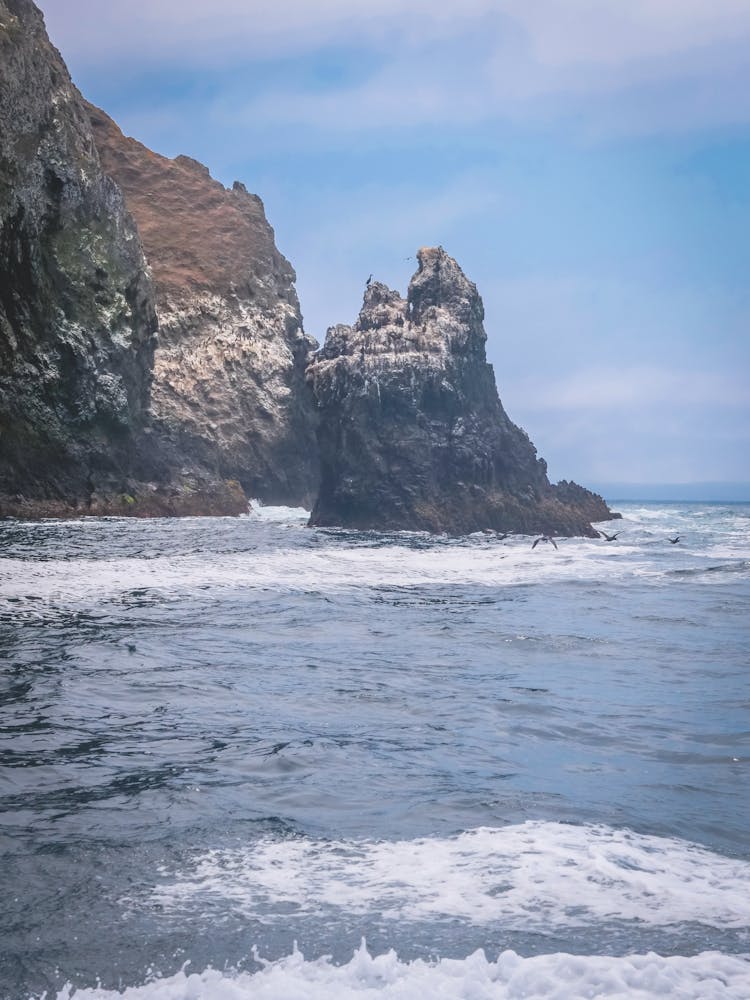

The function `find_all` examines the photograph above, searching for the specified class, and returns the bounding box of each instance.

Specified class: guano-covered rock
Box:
[307,247,617,536]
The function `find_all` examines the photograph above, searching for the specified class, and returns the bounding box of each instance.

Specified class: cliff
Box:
[87,105,319,507]
[0,0,158,512]
[307,247,617,536]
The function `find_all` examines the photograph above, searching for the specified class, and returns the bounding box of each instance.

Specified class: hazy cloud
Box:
[42,0,750,135]
[514,367,750,412]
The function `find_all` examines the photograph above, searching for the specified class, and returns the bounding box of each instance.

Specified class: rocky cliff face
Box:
[307,247,616,536]
[87,105,319,507]
[0,0,158,511]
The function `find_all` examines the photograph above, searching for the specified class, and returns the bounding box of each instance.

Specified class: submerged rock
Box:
[307,247,617,536]
[87,105,319,507]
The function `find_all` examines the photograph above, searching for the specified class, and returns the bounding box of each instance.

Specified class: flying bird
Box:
[598,531,620,541]
[668,536,681,544]
[532,535,558,550]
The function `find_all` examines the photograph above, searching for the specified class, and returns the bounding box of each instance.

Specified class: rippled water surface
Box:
[1,503,749,998]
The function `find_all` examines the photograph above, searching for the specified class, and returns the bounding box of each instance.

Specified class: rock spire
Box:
[307,247,617,535]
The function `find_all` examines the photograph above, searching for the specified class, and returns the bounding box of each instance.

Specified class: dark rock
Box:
[0,0,314,518]
[307,247,619,536]
[0,476,247,519]
[551,479,621,524]
[0,0,157,507]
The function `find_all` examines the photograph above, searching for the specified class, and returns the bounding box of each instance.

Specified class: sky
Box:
[41,1,750,494]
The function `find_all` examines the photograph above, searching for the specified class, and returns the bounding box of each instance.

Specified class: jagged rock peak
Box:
[307,247,618,536]
[408,245,485,332]
[319,247,484,364]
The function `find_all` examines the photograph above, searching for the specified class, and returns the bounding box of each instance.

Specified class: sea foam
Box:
[49,944,750,999]
[3,518,748,614]
[154,822,750,932]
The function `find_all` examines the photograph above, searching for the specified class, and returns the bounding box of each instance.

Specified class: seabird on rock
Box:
[598,531,620,541]
[532,535,558,550]
[366,274,373,287]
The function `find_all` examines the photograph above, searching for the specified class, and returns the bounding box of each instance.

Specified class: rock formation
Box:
[307,247,617,536]
[87,105,319,507]
[0,0,158,513]
[0,2,617,528]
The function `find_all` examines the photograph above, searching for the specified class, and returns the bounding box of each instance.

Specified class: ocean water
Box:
[1,502,748,999]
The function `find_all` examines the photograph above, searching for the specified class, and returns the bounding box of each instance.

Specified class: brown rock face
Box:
[0,0,157,509]
[87,105,319,506]
[307,247,618,536]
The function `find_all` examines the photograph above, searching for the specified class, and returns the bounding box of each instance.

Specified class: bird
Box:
[532,535,558,550]
[668,536,681,544]
[598,531,620,541]
[366,274,373,287]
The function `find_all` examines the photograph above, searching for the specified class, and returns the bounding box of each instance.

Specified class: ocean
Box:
[1,502,748,998]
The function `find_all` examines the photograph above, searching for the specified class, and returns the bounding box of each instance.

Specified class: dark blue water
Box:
[1,504,749,998]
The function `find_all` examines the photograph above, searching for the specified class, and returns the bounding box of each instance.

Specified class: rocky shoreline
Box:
[0,478,248,520]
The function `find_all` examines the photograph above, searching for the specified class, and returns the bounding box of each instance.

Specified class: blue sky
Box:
[42,1,750,491]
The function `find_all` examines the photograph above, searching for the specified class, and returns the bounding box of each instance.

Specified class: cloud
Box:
[502,365,750,483]
[41,0,750,135]
[501,0,750,68]
[510,366,750,413]
[497,361,750,481]
[42,0,750,68]
[41,0,498,66]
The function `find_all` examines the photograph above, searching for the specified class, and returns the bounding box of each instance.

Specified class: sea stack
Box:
[87,105,320,507]
[307,247,617,535]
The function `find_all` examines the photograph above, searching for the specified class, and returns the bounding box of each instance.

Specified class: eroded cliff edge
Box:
[307,247,618,536]
[0,0,158,512]
[87,105,319,507]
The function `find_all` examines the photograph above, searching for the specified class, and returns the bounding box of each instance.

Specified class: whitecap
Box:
[49,943,750,999]
[153,822,750,932]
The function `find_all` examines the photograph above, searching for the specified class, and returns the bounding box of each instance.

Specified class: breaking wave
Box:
[49,943,750,1000]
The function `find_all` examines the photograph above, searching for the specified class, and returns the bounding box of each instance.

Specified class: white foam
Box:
[0,542,616,605]
[246,503,310,524]
[49,944,750,999]
[0,537,743,609]
[2,505,749,613]
[154,823,750,932]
